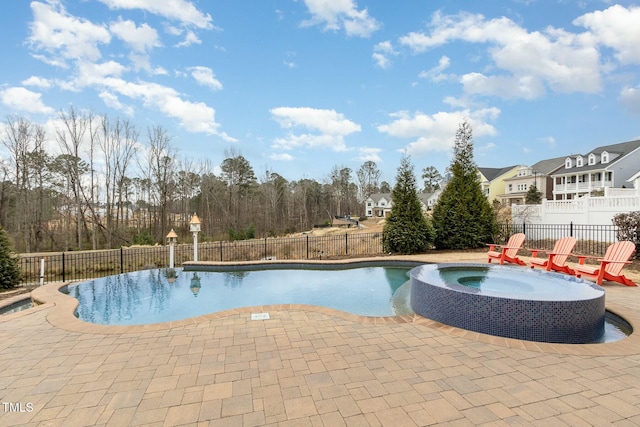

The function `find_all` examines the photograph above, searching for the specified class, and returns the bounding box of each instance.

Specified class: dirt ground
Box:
[303,218,385,237]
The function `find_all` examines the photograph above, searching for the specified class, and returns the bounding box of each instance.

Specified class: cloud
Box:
[270,107,361,151]
[574,5,640,65]
[175,30,201,47]
[620,85,640,113]
[377,109,499,156]
[301,0,380,37]
[398,11,602,98]
[355,147,382,163]
[109,18,161,53]
[0,87,54,115]
[97,0,215,29]
[28,1,111,65]
[94,77,236,141]
[98,91,135,116]
[22,76,52,88]
[24,1,234,142]
[189,66,223,90]
[372,41,397,69]
[269,153,295,161]
[460,73,546,100]
[418,55,453,82]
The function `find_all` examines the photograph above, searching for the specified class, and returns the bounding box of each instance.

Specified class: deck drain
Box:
[251,313,270,320]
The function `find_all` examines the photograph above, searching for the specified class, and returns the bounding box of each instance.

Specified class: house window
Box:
[588,154,596,165]
[366,202,372,207]
[576,156,583,167]
[508,184,513,192]
[601,151,609,163]
[605,172,612,181]
[517,184,528,191]
[565,157,572,168]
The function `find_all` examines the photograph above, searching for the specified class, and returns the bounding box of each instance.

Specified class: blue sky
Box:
[1,0,640,185]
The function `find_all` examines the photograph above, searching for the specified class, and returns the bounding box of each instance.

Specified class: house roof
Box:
[368,193,392,202]
[530,156,566,175]
[555,139,640,174]
[478,166,518,182]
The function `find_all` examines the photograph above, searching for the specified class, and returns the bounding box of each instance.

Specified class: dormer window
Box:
[576,156,584,167]
[565,157,573,169]
[601,151,609,164]
[588,153,596,165]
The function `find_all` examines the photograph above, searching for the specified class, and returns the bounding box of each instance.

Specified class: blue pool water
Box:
[69,267,413,325]
[433,265,603,301]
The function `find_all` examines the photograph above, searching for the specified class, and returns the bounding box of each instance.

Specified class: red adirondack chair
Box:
[573,241,637,286]
[529,236,577,274]
[487,233,526,266]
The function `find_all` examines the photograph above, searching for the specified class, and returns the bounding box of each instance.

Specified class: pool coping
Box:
[12,257,640,356]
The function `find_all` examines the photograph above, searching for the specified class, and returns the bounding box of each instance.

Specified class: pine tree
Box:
[432,120,498,249]
[525,184,542,204]
[382,155,434,254]
[0,226,21,290]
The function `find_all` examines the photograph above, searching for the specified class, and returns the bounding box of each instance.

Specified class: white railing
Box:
[512,194,640,225]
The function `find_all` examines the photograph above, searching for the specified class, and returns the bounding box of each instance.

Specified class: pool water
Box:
[436,265,602,301]
[69,267,412,325]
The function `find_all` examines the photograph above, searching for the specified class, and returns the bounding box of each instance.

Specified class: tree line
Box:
[1,108,445,253]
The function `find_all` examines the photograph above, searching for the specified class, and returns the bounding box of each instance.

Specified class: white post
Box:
[193,232,198,262]
[40,258,45,286]
[169,242,175,269]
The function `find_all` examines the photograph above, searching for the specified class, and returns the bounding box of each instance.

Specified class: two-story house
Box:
[551,139,640,200]
[364,192,436,217]
[499,157,565,205]
[365,193,393,217]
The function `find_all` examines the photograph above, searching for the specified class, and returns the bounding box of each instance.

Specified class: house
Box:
[499,157,565,205]
[365,193,393,217]
[364,192,436,217]
[627,169,640,192]
[478,166,519,203]
[551,139,640,200]
[420,190,441,211]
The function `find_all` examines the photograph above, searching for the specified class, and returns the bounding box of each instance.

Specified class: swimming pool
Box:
[69,266,414,325]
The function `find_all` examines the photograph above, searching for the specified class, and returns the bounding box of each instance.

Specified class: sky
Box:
[1,0,640,186]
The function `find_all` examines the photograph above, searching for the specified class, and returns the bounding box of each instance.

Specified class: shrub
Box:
[0,227,21,290]
[612,211,640,259]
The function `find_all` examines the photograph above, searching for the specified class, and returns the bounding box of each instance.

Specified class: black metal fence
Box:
[498,222,619,255]
[18,232,384,284]
[16,223,629,285]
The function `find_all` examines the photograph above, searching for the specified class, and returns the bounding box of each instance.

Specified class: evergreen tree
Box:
[525,184,542,204]
[0,226,21,290]
[382,155,434,254]
[432,120,498,249]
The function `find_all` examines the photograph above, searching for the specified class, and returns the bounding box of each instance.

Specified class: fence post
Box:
[345,233,348,255]
[306,235,309,259]
[523,222,526,236]
[570,221,574,237]
[62,252,65,283]
[120,247,124,274]
[264,238,267,259]
[219,240,223,261]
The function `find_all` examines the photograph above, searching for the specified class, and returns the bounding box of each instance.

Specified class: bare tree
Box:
[56,106,91,249]
[2,116,33,251]
[99,115,139,247]
[142,125,176,242]
[356,161,381,202]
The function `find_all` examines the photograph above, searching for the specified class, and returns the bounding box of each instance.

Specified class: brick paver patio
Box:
[1,253,640,426]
